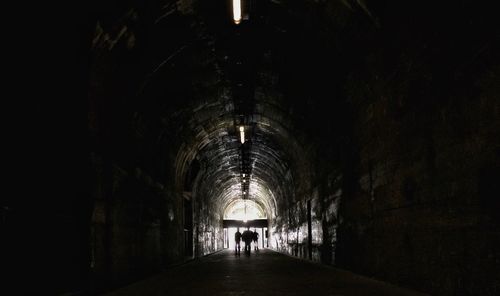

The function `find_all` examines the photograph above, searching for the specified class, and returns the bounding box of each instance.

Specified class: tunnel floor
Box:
[104,249,428,296]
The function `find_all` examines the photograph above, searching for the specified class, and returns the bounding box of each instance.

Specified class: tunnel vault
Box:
[81,0,500,295]
[107,0,321,262]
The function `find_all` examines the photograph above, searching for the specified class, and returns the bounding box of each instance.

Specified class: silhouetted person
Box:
[242,228,253,255]
[235,228,242,255]
[252,230,259,250]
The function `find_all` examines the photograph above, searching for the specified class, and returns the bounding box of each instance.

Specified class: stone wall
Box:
[335,63,500,295]
[265,1,500,295]
[59,0,500,295]
[87,1,226,292]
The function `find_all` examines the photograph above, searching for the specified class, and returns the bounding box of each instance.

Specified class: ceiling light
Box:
[239,126,245,144]
[233,0,241,25]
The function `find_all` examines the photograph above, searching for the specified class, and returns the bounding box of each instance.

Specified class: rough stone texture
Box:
[87,0,499,294]
[4,0,498,295]
[336,66,500,294]
[263,1,500,295]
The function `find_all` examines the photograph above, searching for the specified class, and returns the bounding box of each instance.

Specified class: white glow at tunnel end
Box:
[224,199,266,221]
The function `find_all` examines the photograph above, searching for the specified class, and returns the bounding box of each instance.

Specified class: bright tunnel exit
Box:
[224,227,267,250]
[224,199,266,221]
[223,199,269,249]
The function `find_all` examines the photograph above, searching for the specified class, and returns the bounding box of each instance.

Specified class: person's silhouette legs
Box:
[235,242,240,256]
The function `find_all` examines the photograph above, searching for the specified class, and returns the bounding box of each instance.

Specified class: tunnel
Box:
[3,0,499,295]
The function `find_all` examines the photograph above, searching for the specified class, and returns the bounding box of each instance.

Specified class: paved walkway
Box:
[105,249,428,296]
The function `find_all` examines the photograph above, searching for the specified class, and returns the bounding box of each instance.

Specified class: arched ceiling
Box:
[224,199,266,220]
[174,95,310,220]
[132,0,330,220]
[102,0,372,221]
[90,0,498,228]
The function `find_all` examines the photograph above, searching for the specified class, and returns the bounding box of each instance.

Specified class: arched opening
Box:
[222,199,269,250]
[224,199,266,221]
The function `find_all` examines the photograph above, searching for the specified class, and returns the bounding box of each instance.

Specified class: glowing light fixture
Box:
[239,126,245,144]
[233,0,242,25]
[243,173,246,177]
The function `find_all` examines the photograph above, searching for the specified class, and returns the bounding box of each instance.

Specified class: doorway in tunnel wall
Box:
[224,227,268,250]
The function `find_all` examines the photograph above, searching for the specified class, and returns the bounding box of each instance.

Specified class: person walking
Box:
[252,229,259,250]
[242,227,253,255]
[235,228,242,255]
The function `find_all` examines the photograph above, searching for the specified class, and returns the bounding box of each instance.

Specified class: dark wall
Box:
[87,0,226,292]
[3,0,96,294]
[266,1,500,295]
